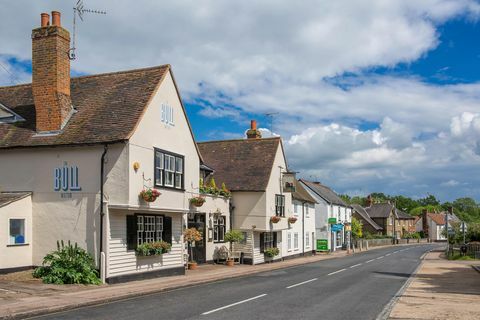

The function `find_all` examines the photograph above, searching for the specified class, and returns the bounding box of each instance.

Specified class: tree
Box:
[224,230,244,260]
[183,228,202,263]
[410,205,442,216]
[417,194,440,207]
[351,217,363,239]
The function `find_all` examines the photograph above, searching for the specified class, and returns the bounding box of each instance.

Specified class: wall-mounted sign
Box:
[331,223,344,232]
[161,103,174,126]
[282,171,296,193]
[54,164,81,192]
[328,217,337,224]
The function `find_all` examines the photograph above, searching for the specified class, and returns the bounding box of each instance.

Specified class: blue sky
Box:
[1,1,480,202]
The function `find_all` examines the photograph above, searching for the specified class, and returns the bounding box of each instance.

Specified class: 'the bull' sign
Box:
[54,164,82,192]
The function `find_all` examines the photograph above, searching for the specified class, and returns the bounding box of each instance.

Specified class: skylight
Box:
[0,102,25,123]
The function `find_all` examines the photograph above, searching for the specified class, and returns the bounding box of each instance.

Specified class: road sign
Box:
[331,224,343,232]
[328,218,337,224]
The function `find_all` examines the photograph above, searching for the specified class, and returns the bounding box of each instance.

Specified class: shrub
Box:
[224,230,244,244]
[136,241,171,256]
[32,240,101,285]
[264,247,280,258]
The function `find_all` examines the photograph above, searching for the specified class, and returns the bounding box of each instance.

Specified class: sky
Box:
[0,0,480,202]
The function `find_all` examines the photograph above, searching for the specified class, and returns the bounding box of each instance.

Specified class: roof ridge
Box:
[198,137,281,144]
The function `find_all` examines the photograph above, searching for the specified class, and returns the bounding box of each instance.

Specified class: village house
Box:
[197,121,297,264]
[284,180,317,258]
[299,180,352,251]
[415,208,459,241]
[351,204,383,235]
[364,196,415,239]
[0,12,230,282]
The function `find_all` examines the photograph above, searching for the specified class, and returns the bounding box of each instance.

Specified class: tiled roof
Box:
[428,213,447,225]
[396,209,415,220]
[0,192,31,208]
[292,180,317,203]
[351,204,383,231]
[197,138,281,192]
[0,65,169,148]
[299,179,347,206]
[365,203,393,218]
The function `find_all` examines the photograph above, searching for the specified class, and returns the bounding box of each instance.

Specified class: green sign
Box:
[316,239,328,251]
[328,217,337,224]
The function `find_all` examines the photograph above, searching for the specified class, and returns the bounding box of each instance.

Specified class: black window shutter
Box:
[163,216,172,244]
[273,232,278,247]
[126,215,137,250]
[260,233,265,253]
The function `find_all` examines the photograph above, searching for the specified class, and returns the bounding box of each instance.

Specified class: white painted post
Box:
[100,252,106,284]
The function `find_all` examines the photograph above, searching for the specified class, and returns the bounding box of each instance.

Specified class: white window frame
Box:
[305,232,310,248]
[294,232,299,250]
[8,218,26,245]
[213,216,226,243]
[136,214,164,245]
[275,194,285,217]
[154,149,184,190]
[287,232,292,251]
[264,232,274,249]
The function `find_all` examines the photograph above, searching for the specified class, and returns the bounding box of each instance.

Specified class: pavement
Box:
[21,244,436,320]
[388,249,480,320]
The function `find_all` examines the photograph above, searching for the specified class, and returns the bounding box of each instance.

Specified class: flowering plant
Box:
[288,217,298,224]
[270,216,281,224]
[136,241,171,256]
[190,196,206,207]
[264,247,280,258]
[139,188,161,202]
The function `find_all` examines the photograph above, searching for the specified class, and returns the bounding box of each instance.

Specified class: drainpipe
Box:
[99,144,108,265]
[302,201,305,256]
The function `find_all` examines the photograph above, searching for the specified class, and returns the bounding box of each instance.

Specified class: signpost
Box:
[316,239,328,252]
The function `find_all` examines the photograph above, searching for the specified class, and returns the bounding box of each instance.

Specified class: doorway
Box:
[187,213,206,263]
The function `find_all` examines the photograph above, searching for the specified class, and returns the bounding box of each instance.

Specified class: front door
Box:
[188,213,206,263]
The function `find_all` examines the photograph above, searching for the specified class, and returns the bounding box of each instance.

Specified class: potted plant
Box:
[183,227,203,270]
[139,188,161,202]
[288,216,298,224]
[190,196,206,207]
[270,216,281,224]
[264,247,280,259]
[224,230,244,267]
[136,240,171,256]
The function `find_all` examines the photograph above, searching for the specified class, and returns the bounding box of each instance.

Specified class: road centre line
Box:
[350,263,362,268]
[202,294,267,315]
[328,268,346,276]
[376,256,384,260]
[286,278,318,289]
[385,253,391,256]
[366,259,375,263]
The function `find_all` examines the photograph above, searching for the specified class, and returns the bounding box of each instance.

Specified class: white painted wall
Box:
[0,195,32,269]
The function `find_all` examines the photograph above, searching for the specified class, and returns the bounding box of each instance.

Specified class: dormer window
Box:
[0,103,25,124]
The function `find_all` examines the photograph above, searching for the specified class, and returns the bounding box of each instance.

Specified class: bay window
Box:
[127,214,172,250]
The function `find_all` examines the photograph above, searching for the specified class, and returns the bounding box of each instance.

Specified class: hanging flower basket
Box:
[270,216,281,224]
[139,188,161,202]
[136,241,171,256]
[288,217,298,224]
[190,196,206,207]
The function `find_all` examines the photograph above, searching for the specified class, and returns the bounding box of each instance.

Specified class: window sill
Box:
[213,241,225,244]
[154,185,186,192]
[7,243,29,247]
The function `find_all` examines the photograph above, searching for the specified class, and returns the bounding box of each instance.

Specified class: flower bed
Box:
[139,188,161,202]
[136,241,171,256]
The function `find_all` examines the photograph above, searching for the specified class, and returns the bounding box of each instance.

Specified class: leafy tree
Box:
[351,217,363,239]
[417,194,440,207]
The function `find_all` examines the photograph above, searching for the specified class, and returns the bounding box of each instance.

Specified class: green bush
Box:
[33,240,101,285]
[136,241,171,256]
[264,247,280,258]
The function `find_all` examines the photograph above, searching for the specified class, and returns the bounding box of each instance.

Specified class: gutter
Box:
[99,144,108,262]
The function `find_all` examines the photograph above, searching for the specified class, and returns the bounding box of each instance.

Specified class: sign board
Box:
[282,172,296,193]
[331,223,343,232]
[316,239,328,251]
[345,225,351,231]
[328,217,337,224]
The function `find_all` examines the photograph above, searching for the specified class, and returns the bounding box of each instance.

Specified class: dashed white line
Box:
[350,263,362,268]
[385,253,391,256]
[286,278,318,289]
[376,256,384,260]
[328,268,346,276]
[366,259,375,263]
[202,294,268,315]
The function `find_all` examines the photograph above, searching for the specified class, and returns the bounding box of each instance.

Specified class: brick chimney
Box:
[366,194,373,207]
[246,120,262,139]
[448,206,454,214]
[422,209,429,238]
[32,11,73,133]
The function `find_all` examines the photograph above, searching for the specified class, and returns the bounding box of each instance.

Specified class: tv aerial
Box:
[69,0,106,60]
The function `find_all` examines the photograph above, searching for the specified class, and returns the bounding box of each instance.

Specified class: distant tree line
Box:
[340,193,480,223]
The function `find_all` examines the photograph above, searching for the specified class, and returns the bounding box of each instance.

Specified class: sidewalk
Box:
[0,249,352,319]
[388,250,480,320]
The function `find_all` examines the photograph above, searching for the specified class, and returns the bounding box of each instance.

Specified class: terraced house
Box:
[198,121,297,264]
[0,12,230,282]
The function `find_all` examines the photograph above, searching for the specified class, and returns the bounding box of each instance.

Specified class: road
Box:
[31,244,438,320]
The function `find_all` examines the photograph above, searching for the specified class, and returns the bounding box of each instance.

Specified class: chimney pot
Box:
[246,119,262,139]
[51,11,61,27]
[41,13,49,27]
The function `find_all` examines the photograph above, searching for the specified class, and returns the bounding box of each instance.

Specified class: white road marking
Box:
[350,263,362,268]
[286,278,318,289]
[385,253,391,256]
[328,268,346,276]
[366,259,375,263]
[202,294,268,315]
[376,256,384,260]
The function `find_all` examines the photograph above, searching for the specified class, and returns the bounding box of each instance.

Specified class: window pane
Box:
[175,173,182,189]
[175,157,183,173]
[9,219,25,244]
[137,216,144,245]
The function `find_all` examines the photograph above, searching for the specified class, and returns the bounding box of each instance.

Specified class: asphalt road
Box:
[31,244,439,320]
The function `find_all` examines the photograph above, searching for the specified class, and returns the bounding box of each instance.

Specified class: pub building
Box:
[0,12,230,282]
